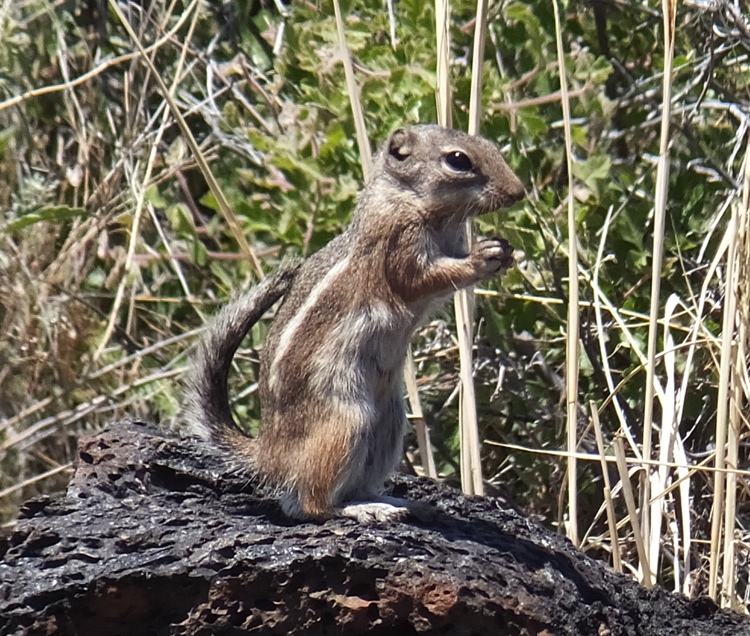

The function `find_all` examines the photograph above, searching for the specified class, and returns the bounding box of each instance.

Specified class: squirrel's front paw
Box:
[471,237,515,277]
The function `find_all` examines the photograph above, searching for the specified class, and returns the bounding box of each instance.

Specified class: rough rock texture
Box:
[1,421,749,635]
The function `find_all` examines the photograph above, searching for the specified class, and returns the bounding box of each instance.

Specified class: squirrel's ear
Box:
[387,128,415,162]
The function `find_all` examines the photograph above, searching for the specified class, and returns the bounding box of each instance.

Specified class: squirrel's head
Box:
[377,125,524,224]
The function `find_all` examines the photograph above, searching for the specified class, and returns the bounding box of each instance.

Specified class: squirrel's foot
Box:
[338,496,435,524]
[338,501,409,523]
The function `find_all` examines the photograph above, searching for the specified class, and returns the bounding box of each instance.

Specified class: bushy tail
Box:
[184,259,302,455]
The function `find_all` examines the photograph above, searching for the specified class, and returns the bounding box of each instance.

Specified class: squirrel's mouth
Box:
[461,187,524,220]
[489,187,525,213]
[477,177,526,214]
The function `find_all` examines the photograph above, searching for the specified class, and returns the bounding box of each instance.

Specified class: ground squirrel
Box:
[185,125,524,523]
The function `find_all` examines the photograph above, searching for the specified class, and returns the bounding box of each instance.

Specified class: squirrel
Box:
[185,125,524,523]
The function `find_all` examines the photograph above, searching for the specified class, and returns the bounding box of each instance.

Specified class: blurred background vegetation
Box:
[1,0,748,606]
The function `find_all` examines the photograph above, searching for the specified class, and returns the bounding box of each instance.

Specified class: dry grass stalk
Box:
[648,294,679,588]
[434,0,484,496]
[614,436,652,588]
[592,202,641,453]
[449,0,494,498]
[551,0,580,547]
[467,0,489,140]
[729,135,750,606]
[591,403,622,573]
[640,0,676,585]
[487,441,750,481]
[0,464,73,507]
[709,186,738,601]
[722,364,740,608]
[405,350,438,479]
[332,0,373,180]
[673,425,693,596]
[435,0,452,129]
[716,131,750,606]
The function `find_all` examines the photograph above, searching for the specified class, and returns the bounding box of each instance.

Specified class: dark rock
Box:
[1,421,748,635]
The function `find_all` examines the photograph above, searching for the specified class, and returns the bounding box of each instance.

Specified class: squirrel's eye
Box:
[444,151,473,172]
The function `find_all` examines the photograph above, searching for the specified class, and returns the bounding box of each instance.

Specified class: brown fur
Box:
[185,125,524,523]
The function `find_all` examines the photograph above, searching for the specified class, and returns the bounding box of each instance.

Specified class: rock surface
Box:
[1,421,748,635]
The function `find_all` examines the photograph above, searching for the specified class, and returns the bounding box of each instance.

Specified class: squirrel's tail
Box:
[184,259,302,458]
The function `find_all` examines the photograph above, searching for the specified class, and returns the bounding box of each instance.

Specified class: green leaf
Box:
[518,109,548,136]
[166,203,196,236]
[0,126,15,156]
[6,205,88,232]
[572,154,611,192]
[145,185,167,208]
[571,126,587,149]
